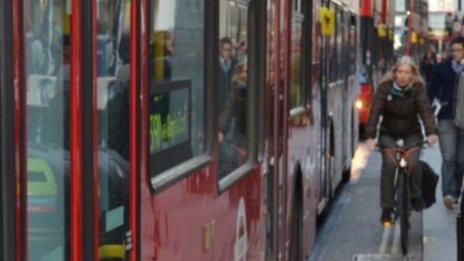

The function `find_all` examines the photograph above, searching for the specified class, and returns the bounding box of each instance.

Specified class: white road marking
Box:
[391,220,401,255]
[378,224,392,254]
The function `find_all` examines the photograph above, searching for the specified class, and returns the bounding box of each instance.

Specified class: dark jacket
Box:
[219,82,247,146]
[365,79,437,139]
[427,58,459,120]
[218,59,237,113]
[420,58,436,82]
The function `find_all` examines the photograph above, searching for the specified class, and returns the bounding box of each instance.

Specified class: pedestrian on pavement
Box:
[365,56,438,225]
[428,36,464,210]
[420,49,437,82]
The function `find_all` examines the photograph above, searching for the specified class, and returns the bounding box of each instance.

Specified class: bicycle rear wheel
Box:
[398,171,410,255]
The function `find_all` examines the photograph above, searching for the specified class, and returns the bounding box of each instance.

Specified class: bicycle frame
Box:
[381,141,422,255]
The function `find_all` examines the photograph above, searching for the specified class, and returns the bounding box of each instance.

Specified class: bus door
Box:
[16,0,136,259]
[265,0,281,259]
[264,0,289,258]
[317,3,333,211]
[340,8,351,170]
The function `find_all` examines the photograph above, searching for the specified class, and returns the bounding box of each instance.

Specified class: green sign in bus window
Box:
[149,80,192,175]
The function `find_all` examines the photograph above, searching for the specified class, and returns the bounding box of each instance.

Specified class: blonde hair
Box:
[231,60,247,85]
[378,56,424,87]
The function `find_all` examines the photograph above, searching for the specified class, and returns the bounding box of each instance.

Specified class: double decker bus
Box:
[357,0,395,135]
[0,0,360,260]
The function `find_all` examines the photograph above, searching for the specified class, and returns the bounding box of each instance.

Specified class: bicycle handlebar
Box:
[377,140,428,150]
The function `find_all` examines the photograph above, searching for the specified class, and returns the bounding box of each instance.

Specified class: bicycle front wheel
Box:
[398,170,410,255]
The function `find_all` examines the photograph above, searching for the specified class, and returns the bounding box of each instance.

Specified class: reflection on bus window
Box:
[217,0,250,178]
[148,0,206,177]
[96,0,131,259]
[25,0,70,259]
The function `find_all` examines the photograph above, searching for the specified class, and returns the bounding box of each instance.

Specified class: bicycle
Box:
[380,139,424,255]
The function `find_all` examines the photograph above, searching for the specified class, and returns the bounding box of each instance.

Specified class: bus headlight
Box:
[355,100,363,110]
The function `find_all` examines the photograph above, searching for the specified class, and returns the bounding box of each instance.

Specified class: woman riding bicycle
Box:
[365,56,438,225]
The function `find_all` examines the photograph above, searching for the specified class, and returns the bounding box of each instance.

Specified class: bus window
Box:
[349,14,357,76]
[328,5,336,82]
[148,0,206,176]
[96,0,131,259]
[25,0,70,259]
[336,8,343,80]
[290,0,304,108]
[217,0,250,178]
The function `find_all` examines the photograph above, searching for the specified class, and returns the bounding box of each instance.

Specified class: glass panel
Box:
[217,0,249,178]
[25,0,70,259]
[96,0,131,259]
[290,0,303,108]
[336,8,342,80]
[148,0,206,176]
[350,15,357,75]
[329,6,336,82]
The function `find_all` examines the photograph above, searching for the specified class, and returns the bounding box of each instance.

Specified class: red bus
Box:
[357,0,395,135]
[0,0,360,260]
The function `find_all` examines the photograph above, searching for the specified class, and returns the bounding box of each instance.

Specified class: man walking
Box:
[428,36,464,209]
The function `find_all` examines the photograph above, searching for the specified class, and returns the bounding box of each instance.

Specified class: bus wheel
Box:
[289,180,302,261]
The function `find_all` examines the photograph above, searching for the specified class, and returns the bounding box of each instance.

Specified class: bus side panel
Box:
[286,120,319,258]
[212,168,266,260]
[139,168,216,260]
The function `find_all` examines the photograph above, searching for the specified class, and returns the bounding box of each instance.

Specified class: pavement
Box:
[309,142,457,261]
[422,145,457,261]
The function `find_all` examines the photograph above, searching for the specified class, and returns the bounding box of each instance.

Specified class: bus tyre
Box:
[289,183,302,261]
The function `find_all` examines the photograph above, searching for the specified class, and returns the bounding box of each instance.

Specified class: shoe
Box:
[411,198,424,211]
[443,195,455,210]
[380,208,393,227]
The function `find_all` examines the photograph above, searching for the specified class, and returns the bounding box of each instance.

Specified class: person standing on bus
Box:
[365,56,438,225]
[428,36,464,209]
[218,60,248,171]
[219,37,237,112]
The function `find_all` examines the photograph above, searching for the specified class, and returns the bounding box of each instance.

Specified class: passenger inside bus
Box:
[219,60,248,146]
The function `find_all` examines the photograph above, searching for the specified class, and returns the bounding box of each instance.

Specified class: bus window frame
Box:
[217,0,261,192]
[254,0,266,161]
[0,1,17,259]
[148,0,214,193]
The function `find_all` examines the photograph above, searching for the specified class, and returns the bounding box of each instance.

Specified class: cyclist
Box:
[365,56,438,225]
